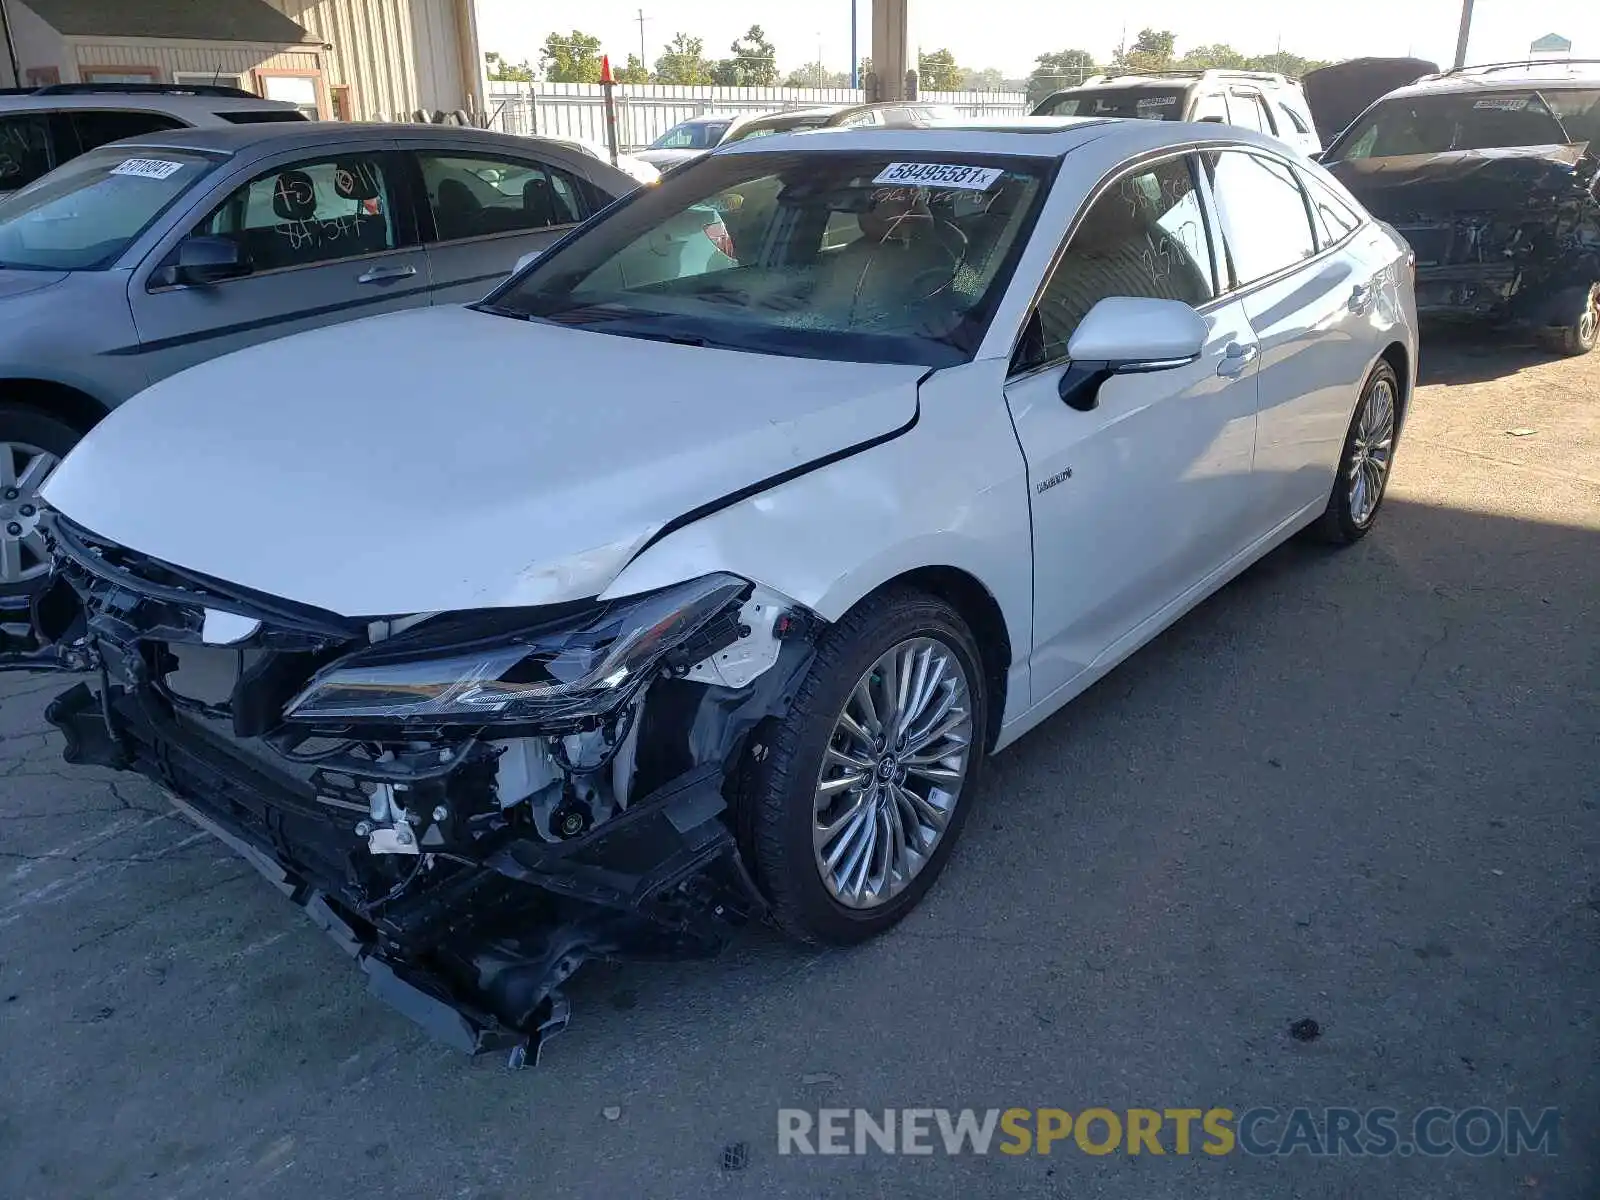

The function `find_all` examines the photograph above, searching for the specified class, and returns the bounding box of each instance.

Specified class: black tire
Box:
[1541,283,1599,357]
[1311,360,1400,545]
[0,403,84,599]
[743,588,988,945]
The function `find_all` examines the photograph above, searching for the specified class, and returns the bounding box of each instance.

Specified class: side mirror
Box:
[1058,297,1208,412]
[512,248,543,275]
[169,235,251,286]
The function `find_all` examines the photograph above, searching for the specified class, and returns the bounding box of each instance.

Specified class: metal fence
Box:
[485,82,1031,151]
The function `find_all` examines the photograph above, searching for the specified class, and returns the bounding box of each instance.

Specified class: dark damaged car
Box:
[1320,61,1600,354]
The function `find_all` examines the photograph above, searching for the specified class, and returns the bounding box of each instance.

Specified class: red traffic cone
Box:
[599,54,614,85]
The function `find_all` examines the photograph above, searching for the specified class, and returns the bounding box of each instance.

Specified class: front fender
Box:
[599,361,1037,723]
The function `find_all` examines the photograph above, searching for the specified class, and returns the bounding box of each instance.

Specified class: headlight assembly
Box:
[283,574,748,726]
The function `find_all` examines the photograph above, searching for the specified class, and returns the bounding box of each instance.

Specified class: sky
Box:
[476,0,1598,80]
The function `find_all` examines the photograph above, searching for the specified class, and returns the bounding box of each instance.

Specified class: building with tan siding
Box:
[0,0,485,123]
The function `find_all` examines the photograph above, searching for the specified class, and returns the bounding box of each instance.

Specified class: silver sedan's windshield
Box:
[486,150,1049,366]
[0,146,220,270]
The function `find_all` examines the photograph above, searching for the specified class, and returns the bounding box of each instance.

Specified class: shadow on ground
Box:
[0,489,1595,1199]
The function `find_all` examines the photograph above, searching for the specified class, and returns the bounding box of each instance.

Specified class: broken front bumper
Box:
[45,675,762,1061]
[5,513,815,1064]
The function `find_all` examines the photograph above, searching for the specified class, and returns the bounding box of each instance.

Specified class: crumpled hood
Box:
[0,268,69,301]
[42,305,924,617]
[1327,143,1598,219]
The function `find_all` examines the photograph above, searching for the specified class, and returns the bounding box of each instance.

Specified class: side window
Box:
[1228,91,1273,132]
[1192,92,1230,123]
[1020,156,1216,370]
[0,115,54,190]
[198,155,399,273]
[1206,151,1317,285]
[68,110,187,156]
[1277,103,1312,135]
[417,153,587,242]
[1301,173,1363,247]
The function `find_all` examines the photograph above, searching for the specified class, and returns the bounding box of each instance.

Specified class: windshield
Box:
[0,146,218,270]
[484,151,1049,367]
[1329,88,1600,159]
[651,121,730,150]
[1035,87,1189,121]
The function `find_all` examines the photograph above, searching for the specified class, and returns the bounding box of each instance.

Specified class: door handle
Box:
[1348,283,1374,313]
[1217,341,1259,377]
[357,264,417,285]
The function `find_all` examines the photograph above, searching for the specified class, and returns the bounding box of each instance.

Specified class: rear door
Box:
[1003,153,1261,700]
[129,142,427,383]
[408,146,596,303]
[1204,149,1378,526]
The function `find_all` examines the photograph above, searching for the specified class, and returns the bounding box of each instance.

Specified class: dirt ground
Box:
[0,331,1595,1199]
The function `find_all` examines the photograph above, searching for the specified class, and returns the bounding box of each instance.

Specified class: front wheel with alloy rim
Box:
[744,589,987,945]
[1312,360,1400,545]
[0,404,81,596]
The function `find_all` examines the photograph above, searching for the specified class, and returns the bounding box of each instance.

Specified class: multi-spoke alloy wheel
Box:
[744,589,987,944]
[811,636,974,909]
[1313,361,1401,546]
[1348,377,1395,529]
[0,441,60,586]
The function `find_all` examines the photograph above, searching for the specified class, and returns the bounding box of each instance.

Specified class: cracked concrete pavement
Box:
[0,333,1595,1199]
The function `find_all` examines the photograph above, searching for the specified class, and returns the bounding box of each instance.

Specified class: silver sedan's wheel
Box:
[0,441,59,586]
[1348,377,1395,529]
[812,635,974,909]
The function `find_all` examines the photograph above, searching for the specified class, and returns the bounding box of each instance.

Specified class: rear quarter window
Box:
[217,110,310,125]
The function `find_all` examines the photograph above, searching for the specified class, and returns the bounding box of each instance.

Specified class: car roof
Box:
[101,121,608,159]
[0,90,300,117]
[1063,70,1294,90]
[1381,59,1600,99]
[711,116,1294,161]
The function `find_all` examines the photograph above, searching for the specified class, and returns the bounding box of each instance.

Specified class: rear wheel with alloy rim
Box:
[745,589,987,944]
[0,404,81,596]
[1312,361,1400,545]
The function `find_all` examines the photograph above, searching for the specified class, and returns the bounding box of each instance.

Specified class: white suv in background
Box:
[0,82,305,196]
[1033,70,1322,156]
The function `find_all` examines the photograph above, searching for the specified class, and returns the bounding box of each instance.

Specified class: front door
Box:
[1003,154,1262,701]
[411,148,593,303]
[129,146,428,384]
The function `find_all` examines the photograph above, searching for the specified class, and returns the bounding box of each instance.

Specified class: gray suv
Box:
[0,121,640,592]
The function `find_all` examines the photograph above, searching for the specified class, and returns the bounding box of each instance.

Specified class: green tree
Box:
[917,48,962,92]
[962,67,1006,91]
[1113,27,1176,73]
[484,51,536,82]
[655,33,712,84]
[540,30,603,83]
[1179,43,1248,70]
[614,53,651,84]
[714,25,777,86]
[1026,49,1096,105]
[1244,50,1331,77]
[783,61,852,88]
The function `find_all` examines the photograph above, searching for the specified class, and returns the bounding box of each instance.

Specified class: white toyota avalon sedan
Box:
[12,119,1416,1061]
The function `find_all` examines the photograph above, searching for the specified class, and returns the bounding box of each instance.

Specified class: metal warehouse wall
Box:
[267,0,474,120]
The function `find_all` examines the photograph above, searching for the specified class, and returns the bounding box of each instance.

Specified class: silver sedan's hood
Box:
[0,268,69,301]
[42,305,923,617]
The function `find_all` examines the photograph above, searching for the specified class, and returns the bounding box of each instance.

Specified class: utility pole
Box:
[635,8,648,72]
[1453,0,1475,68]
[850,0,858,89]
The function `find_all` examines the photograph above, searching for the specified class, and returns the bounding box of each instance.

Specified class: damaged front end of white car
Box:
[4,514,821,1065]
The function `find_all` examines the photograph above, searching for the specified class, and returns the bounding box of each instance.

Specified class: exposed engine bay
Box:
[6,513,819,1064]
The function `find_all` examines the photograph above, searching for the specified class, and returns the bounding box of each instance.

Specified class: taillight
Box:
[703,220,736,259]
